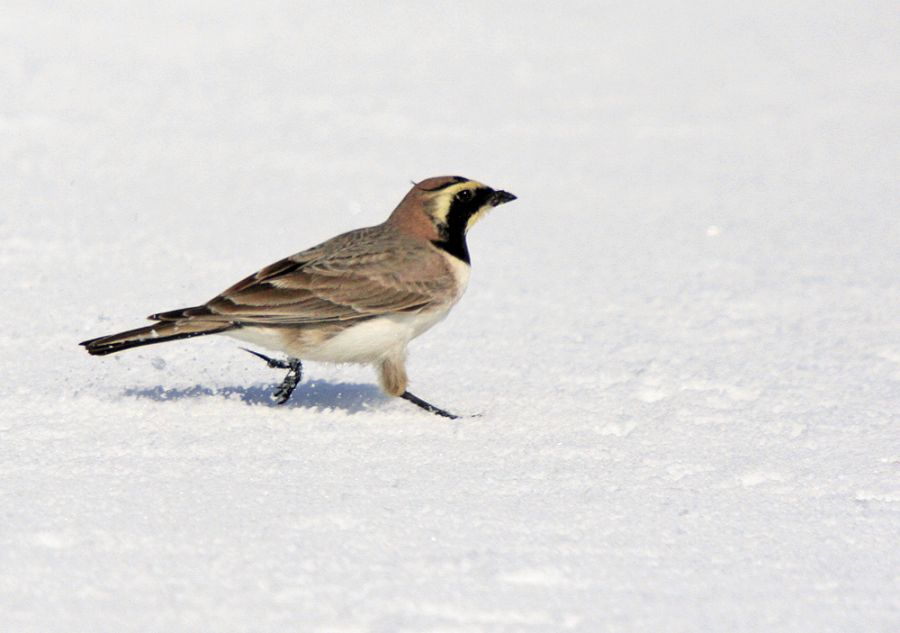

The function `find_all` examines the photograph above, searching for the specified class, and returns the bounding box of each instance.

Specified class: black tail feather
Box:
[80,321,231,356]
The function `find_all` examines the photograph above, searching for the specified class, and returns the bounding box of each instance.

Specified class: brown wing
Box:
[158,225,454,326]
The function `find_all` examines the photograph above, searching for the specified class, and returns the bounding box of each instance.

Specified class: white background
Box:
[1,1,898,631]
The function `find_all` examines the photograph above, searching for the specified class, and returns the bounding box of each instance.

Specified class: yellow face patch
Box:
[465,203,494,232]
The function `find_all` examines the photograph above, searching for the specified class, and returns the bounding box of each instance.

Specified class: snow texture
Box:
[2,2,899,631]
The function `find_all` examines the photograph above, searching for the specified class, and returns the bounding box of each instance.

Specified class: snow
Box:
[2,1,899,631]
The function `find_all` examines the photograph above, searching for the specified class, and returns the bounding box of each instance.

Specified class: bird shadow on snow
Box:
[123,381,387,415]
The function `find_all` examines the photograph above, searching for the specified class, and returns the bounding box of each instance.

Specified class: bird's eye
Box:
[455,189,473,202]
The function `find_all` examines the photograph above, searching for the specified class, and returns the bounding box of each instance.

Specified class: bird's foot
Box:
[241,348,303,405]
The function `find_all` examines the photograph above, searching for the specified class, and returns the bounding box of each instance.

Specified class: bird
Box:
[80,176,517,418]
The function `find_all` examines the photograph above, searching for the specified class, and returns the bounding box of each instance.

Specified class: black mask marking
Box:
[432,187,495,264]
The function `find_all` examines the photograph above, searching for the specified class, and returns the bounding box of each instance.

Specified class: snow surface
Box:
[2,2,899,631]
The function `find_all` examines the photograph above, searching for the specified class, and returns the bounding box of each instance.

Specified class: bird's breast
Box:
[440,248,471,301]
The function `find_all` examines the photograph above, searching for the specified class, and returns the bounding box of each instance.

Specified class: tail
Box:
[80,310,233,356]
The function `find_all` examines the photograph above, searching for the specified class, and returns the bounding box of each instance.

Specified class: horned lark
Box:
[80,176,516,418]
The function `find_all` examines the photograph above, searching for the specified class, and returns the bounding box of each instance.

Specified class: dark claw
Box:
[272,359,303,404]
[242,348,303,404]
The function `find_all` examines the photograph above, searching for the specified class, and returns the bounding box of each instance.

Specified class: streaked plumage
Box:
[80,176,516,417]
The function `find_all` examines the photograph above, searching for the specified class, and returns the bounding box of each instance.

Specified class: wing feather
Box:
[197,225,453,326]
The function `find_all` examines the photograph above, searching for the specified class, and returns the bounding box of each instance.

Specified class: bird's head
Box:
[389,176,516,263]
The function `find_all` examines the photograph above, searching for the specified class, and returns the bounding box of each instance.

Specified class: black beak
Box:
[490,190,517,206]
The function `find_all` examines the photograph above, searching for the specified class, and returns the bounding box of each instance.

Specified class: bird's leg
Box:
[401,391,459,419]
[241,348,303,405]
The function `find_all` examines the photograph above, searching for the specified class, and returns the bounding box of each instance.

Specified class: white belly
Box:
[223,306,453,364]
[306,308,451,363]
